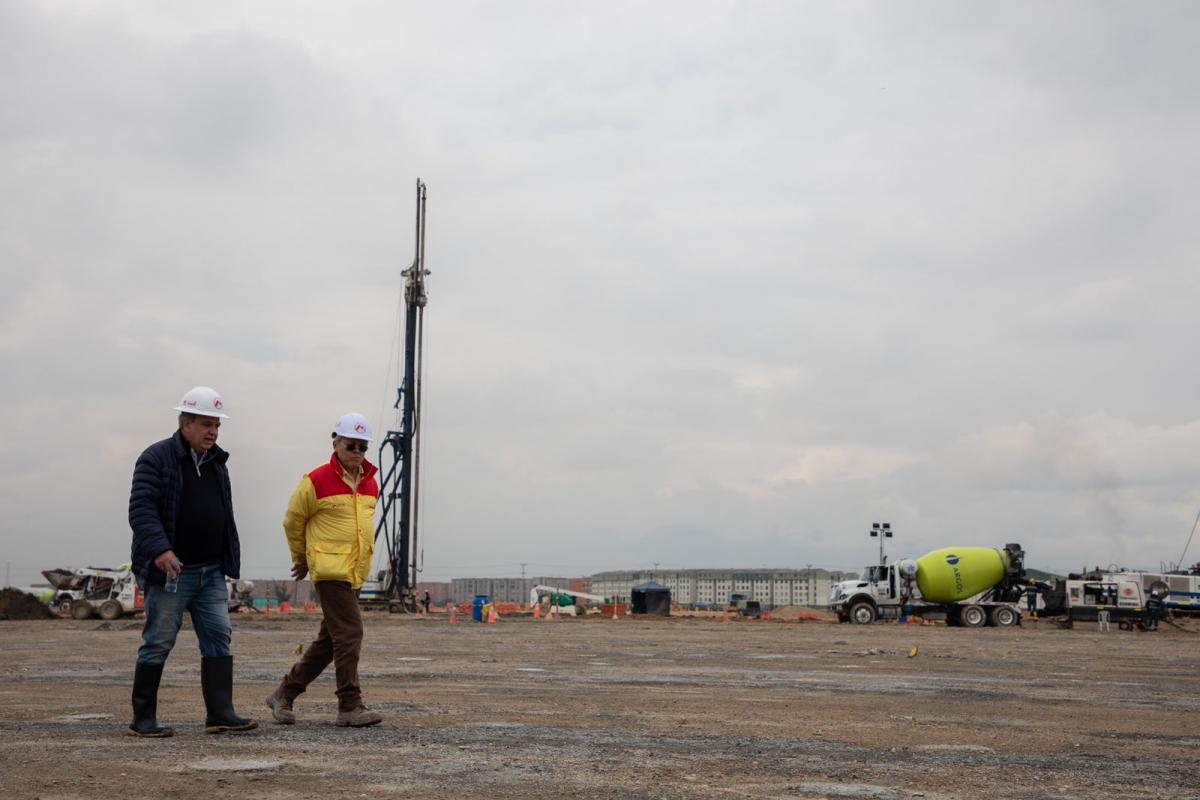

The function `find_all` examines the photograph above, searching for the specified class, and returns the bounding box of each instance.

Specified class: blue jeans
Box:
[137,561,231,665]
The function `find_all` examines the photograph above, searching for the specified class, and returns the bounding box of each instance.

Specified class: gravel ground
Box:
[1,613,1198,799]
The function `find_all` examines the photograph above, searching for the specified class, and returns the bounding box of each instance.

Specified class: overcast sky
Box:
[3,1,1200,589]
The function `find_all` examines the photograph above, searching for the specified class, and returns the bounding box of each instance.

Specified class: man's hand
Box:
[291,556,309,581]
[154,550,182,578]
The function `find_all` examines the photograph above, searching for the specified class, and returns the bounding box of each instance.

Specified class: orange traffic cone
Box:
[487,607,498,624]
[533,603,541,619]
[449,605,458,624]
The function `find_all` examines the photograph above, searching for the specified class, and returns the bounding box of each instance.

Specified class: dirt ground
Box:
[2,612,1198,800]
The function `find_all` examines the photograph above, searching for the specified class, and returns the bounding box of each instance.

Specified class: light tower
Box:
[870,522,892,564]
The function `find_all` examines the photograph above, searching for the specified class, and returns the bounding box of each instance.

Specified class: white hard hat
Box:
[332,412,373,442]
[173,386,229,419]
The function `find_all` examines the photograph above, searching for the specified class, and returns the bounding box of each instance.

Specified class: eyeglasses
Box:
[341,441,369,453]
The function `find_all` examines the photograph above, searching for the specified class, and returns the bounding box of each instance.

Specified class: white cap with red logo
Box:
[332,412,373,442]
[173,386,229,419]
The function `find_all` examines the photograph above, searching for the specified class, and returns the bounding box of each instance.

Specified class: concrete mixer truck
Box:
[830,543,1028,627]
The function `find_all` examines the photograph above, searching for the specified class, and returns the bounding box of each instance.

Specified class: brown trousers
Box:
[279,581,363,711]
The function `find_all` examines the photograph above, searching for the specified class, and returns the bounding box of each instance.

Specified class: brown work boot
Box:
[265,689,295,725]
[335,705,382,728]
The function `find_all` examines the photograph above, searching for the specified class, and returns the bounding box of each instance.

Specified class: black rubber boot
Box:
[201,656,258,734]
[129,662,174,738]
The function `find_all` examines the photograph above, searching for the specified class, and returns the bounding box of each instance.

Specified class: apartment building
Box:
[589,568,855,608]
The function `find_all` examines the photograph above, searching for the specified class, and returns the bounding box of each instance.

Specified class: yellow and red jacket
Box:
[283,454,378,589]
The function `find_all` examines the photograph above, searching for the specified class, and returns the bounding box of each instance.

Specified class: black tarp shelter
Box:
[630,580,671,616]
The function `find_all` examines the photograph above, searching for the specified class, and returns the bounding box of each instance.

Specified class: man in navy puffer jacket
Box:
[126,386,256,737]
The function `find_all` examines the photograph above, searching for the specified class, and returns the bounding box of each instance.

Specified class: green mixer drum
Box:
[914,547,1009,603]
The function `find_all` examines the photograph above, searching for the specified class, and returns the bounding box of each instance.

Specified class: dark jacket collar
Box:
[171,429,229,464]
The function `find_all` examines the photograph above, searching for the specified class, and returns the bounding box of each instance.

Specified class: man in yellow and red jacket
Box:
[266,412,382,727]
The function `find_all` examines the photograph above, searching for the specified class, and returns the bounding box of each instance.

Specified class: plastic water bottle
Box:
[164,561,180,593]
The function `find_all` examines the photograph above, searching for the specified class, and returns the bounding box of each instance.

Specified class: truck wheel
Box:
[960,604,987,628]
[849,602,877,625]
[99,600,124,621]
[990,606,1019,627]
[70,601,95,620]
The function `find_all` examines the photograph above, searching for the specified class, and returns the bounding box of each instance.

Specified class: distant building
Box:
[449,576,571,604]
[246,579,452,608]
[416,582,451,605]
[242,578,316,606]
[589,568,856,608]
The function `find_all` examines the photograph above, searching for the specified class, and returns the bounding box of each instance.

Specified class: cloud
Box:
[769,446,925,489]
[948,415,1200,492]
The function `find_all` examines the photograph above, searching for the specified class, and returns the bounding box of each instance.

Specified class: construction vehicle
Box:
[1043,567,1197,629]
[43,566,254,619]
[530,585,609,616]
[727,593,762,618]
[1097,566,1200,615]
[1044,572,1150,629]
[830,543,1028,627]
[227,579,256,612]
[43,566,140,620]
[365,179,430,614]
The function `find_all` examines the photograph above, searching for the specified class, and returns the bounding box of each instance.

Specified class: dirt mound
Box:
[0,588,54,620]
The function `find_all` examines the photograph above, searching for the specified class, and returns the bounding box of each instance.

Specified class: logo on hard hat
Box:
[945,554,960,566]
[355,423,366,433]
[213,398,223,409]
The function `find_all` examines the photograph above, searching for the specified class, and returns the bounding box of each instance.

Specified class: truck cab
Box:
[830,563,901,624]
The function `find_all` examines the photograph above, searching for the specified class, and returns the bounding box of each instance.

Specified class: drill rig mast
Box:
[373,179,429,612]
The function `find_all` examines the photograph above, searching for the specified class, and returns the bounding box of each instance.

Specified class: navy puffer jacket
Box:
[128,430,242,586]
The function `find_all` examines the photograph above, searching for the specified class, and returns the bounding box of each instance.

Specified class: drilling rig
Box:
[367,179,429,613]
